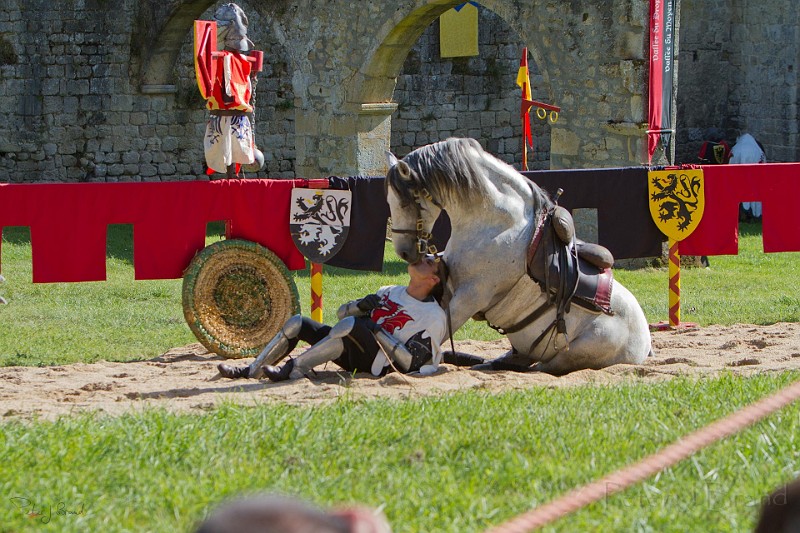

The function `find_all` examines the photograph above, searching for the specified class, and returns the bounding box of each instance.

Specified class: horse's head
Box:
[385,151,442,264]
[215,3,252,52]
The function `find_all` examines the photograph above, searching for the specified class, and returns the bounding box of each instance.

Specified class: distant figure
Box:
[729,133,767,221]
[697,139,731,165]
[753,477,800,533]
[194,494,392,533]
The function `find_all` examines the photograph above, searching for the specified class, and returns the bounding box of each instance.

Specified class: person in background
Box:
[729,133,767,222]
[753,476,800,533]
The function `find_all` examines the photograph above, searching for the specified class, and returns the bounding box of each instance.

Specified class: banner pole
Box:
[522,135,528,171]
[647,168,701,332]
[310,262,323,322]
[668,238,680,327]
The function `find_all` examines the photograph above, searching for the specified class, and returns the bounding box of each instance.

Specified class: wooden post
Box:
[310,262,323,322]
[668,238,680,327]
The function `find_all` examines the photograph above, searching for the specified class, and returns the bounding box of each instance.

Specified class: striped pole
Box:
[668,238,680,327]
[310,262,323,322]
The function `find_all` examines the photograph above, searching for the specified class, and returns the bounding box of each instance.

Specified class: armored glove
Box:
[356,293,381,312]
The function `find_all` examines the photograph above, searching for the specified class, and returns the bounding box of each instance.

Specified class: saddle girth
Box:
[514,204,614,356]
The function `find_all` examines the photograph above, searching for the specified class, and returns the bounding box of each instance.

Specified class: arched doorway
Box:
[391,4,551,170]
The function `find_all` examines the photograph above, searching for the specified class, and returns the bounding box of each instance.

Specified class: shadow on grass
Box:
[1,226,31,244]
[107,224,134,262]
[739,220,763,238]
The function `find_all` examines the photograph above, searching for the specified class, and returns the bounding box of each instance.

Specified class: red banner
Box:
[648,0,677,163]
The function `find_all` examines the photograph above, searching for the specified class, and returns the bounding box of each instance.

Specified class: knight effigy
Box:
[194,3,265,178]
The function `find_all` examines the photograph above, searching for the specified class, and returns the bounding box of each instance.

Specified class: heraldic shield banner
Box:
[648,169,705,241]
[290,189,352,263]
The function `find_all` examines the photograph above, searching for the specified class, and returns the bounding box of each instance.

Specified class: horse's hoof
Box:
[472,360,530,372]
[443,351,485,367]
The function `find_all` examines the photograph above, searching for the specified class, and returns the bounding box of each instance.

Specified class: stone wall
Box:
[1,0,663,183]
[676,0,799,163]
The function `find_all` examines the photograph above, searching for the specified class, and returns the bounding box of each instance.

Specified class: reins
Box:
[437,256,457,359]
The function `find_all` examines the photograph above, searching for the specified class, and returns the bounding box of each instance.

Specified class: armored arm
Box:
[336,293,381,320]
[371,328,415,373]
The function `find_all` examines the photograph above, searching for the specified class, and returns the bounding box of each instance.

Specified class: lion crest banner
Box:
[290,189,351,263]
[648,169,705,241]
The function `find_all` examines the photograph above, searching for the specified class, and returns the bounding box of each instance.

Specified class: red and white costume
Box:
[202,51,256,174]
[367,285,448,375]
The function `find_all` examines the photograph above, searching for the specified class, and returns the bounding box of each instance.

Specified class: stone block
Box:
[551,128,580,156]
[437,117,457,130]
[139,164,157,177]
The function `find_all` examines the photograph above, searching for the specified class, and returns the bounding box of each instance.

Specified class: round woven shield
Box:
[182,239,301,359]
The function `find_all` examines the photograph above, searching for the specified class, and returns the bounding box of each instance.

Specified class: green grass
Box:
[617,222,800,326]
[1,221,799,532]
[1,221,797,366]
[0,373,797,532]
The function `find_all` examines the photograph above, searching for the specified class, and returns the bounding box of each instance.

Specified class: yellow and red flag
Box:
[517,48,534,169]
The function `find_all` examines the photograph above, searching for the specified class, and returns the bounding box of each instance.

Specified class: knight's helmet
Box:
[214,3,252,52]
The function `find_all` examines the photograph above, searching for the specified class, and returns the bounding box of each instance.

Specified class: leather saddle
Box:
[526,206,614,316]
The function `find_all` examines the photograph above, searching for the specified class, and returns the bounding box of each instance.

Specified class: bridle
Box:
[390,188,441,257]
[389,186,457,357]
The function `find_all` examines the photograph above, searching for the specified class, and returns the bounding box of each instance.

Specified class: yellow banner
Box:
[648,169,705,241]
[439,3,479,58]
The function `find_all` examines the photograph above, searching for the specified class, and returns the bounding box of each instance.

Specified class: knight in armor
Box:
[218,254,449,381]
[198,3,265,178]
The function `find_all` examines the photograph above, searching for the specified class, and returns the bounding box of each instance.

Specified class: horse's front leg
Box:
[442,281,490,333]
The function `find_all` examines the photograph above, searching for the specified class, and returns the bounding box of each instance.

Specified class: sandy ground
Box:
[2,323,799,420]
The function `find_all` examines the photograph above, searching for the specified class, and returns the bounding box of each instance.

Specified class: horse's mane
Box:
[387,138,554,215]
[386,138,493,206]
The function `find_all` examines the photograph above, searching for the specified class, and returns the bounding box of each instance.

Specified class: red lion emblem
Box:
[370,297,413,334]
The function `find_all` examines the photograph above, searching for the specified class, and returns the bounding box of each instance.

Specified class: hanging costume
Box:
[195,3,264,177]
[203,51,256,174]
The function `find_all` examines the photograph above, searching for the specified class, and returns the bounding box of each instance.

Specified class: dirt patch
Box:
[2,323,799,420]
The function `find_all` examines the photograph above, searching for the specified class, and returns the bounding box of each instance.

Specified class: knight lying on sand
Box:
[217,255,478,381]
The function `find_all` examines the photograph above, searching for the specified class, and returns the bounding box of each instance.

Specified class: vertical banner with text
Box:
[648,0,677,163]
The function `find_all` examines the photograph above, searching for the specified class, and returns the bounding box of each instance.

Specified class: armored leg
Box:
[247,314,303,378]
[282,316,355,378]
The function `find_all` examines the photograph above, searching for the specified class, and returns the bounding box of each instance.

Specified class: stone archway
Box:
[0,0,652,183]
[346,0,566,176]
[138,0,215,92]
[390,5,551,170]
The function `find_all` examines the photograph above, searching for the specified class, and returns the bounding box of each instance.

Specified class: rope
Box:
[485,378,800,533]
